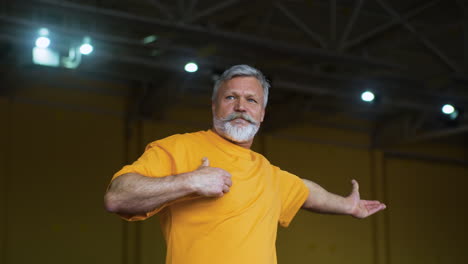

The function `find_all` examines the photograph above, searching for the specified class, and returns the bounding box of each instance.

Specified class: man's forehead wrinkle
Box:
[222,85,262,96]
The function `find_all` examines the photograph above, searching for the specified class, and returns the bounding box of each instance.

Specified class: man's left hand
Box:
[347,179,386,219]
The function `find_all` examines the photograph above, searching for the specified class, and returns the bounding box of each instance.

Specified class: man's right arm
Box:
[104,158,232,216]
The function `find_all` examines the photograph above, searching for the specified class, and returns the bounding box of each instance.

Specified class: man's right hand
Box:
[187,157,232,197]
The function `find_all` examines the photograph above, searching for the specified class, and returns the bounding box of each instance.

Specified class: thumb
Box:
[350,179,359,196]
[200,157,210,167]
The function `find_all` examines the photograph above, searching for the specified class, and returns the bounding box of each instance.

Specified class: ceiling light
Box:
[35,36,50,49]
[184,62,198,73]
[79,37,94,55]
[142,35,158,44]
[441,104,462,122]
[361,91,375,102]
[441,104,455,115]
[80,43,93,55]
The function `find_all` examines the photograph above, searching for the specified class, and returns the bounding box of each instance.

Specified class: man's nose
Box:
[234,99,246,112]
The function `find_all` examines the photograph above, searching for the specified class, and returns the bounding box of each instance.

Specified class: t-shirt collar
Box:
[206,129,255,160]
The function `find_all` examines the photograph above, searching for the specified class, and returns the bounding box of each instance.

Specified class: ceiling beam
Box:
[375,114,468,147]
[147,0,175,20]
[274,1,327,48]
[29,0,404,70]
[183,0,241,23]
[377,0,462,73]
[343,0,441,51]
[339,0,364,50]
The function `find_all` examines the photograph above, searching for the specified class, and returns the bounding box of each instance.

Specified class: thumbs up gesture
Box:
[189,157,232,197]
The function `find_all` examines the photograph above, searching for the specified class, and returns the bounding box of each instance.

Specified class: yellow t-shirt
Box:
[112,129,309,264]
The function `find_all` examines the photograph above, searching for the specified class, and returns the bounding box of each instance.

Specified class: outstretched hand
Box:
[347,179,386,219]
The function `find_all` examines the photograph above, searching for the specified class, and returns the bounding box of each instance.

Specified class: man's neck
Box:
[211,127,253,149]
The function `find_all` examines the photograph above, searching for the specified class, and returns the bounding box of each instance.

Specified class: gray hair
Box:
[212,64,270,107]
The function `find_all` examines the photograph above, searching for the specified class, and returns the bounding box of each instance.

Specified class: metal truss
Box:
[0,0,467,143]
[24,0,404,69]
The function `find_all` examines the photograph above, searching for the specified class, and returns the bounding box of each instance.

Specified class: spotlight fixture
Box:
[361,91,375,102]
[184,62,198,73]
[441,104,460,121]
[142,35,158,44]
[79,37,94,55]
[32,28,60,67]
[35,37,50,49]
[442,104,454,115]
[35,28,50,49]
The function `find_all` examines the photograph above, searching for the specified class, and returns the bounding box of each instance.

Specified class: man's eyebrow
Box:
[223,90,259,97]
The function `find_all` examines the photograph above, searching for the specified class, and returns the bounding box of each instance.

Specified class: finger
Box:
[200,157,210,167]
[351,179,358,189]
[363,200,382,206]
[366,203,386,213]
[222,170,232,178]
[351,179,359,193]
[379,204,386,210]
[224,177,233,187]
[367,205,385,215]
[365,203,380,210]
[365,201,386,211]
[222,185,230,193]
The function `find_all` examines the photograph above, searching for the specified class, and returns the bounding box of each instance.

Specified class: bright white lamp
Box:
[441,104,455,115]
[361,91,375,102]
[35,37,50,49]
[184,62,198,73]
[79,37,94,55]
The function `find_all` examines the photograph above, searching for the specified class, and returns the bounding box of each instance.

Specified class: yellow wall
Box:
[386,158,468,264]
[1,74,467,264]
[0,97,9,264]
[1,77,126,264]
[269,133,374,264]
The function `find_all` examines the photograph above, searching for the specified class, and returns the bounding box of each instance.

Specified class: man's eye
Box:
[226,96,235,100]
[248,99,257,103]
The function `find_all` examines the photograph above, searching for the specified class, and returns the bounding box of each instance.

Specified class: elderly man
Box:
[104,64,386,264]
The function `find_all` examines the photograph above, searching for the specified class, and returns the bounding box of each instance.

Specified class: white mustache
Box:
[221,112,258,125]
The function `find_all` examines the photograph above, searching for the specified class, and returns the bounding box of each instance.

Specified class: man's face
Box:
[212,76,265,143]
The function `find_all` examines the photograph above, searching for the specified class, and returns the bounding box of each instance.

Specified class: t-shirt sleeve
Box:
[277,169,309,227]
[112,141,174,181]
[109,141,176,221]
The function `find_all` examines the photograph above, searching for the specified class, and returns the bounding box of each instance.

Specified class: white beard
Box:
[213,114,260,143]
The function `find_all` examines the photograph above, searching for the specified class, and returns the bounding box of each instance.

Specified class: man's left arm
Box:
[301,179,386,218]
